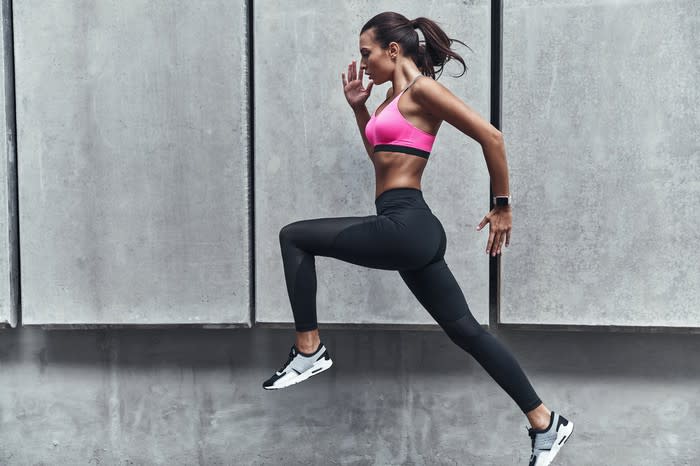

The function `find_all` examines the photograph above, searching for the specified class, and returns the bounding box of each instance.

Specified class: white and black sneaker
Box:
[262,342,333,390]
[527,411,574,465]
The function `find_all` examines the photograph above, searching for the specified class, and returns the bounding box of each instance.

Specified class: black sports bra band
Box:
[373,144,430,159]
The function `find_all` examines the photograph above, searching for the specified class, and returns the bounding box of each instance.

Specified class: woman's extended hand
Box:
[476,206,512,256]
[341,60,374,110]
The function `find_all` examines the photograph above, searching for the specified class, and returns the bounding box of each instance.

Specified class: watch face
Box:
[496,197,509,206]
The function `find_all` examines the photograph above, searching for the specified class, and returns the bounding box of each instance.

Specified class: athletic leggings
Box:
[278,187,542,414]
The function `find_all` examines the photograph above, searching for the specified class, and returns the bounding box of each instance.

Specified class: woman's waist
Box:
[374,187,432,214]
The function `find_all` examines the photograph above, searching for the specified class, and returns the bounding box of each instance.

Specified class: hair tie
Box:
[411,19,418,29]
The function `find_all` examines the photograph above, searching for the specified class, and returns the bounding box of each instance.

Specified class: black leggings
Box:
[279,187,542,414]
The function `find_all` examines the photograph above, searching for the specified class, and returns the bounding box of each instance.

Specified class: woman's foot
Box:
[526,411,574,465]
[262,341,333,390]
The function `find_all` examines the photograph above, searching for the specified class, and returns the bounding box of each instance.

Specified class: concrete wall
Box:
[0,0,17,327]
[0,0,698,465]
[254,0,491,328]
[501,0,700,327]
[13,0,251,325]
[1,327,699,465]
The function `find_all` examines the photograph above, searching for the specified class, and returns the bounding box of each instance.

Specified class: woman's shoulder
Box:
[412,75,445,95]
[411,77,457,110]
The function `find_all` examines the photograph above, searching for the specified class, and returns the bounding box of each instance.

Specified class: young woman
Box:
[263,12,574,465]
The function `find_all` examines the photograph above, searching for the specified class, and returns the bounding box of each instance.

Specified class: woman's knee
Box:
[279,224,290,243]
[438,313,487,353]
[279,220,304,244]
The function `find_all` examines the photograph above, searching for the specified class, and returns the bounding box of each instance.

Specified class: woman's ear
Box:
[388,42,400,59]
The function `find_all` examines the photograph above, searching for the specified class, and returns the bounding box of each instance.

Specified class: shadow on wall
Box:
[0,326,698,381]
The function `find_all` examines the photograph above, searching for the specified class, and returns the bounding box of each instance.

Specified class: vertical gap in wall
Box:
[489,0,503,328]
[3,0,20,328]
[247,0,256,329]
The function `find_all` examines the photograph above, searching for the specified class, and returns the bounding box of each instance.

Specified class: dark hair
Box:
[360,12,471,80]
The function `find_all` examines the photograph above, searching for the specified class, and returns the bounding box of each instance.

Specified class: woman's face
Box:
[359,29,394,85]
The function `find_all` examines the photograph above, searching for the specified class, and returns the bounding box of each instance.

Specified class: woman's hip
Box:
[280,205,446,271]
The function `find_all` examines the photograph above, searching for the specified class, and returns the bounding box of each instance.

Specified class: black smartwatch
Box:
[493,195,512,207]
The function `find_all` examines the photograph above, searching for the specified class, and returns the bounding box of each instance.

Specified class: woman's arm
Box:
[413,79,509,197]
[351,104,374,158]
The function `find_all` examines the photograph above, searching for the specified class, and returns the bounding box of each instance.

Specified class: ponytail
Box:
[361,12,471,80]
[412,16,470,79]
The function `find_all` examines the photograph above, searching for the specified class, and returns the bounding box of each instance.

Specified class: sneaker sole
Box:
[263,357,333,390]
[536,420,574,465]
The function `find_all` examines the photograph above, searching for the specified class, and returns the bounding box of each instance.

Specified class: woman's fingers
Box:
[490,230,506,256]
[343,61,364,91]
[345,60,368,83]
[478,212,511,255]
[494,228,512,255]
[487,224,505,256]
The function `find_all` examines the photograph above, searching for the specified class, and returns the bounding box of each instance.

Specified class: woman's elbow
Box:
[481,129,504,148]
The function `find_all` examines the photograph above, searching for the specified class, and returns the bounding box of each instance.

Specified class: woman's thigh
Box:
[280,212,439,271]
[398,258,471,323]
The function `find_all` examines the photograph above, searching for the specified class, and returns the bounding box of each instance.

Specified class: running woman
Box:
[262,12,573,465]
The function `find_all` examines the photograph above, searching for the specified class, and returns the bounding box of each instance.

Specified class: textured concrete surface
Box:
[501,0,700,326]
[0,326,699,465]
[254,1,492,328]
[13,1,250,325]
[0,0,17,327]
[1,2,698,464]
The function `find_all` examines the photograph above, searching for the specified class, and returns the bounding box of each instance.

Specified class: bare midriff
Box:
[372,151,427,200]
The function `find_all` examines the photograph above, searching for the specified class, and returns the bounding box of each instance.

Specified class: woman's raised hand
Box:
[341,60,373,110]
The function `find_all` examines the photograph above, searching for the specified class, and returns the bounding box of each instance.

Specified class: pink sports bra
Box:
[364,75,436,159]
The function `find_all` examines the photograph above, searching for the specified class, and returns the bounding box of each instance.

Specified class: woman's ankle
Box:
[296,340,321,354]
[526,403,552,430]
[295,329,321,353]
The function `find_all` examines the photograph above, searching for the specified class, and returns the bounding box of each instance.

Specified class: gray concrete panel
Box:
[255,2,491,328]
[0,0,17,327]
[501,0,700,326]
[14,1,250,325]
[0,326,699,464]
